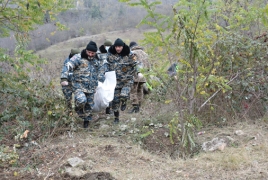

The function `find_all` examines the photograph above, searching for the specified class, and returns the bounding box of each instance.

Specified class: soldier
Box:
[98,39,113,115]
[97,39,112,85]
[61,41,104,128]
[106,38,137,124]
[167,63,178,80]
[129,41,150,113]
[60,48,80,114]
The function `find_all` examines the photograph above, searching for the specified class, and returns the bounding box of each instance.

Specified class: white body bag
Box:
[92,71,116,112]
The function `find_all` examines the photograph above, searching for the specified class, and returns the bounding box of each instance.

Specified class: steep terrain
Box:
[1,29,268,180]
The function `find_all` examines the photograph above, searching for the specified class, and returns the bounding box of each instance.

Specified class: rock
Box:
[235,130,244,136]
[119,124,128,131]
[67,157,85,167]
[202,137,230,152]
[99,124,110,129]
[65,167,86,178]
[217,143,227,151]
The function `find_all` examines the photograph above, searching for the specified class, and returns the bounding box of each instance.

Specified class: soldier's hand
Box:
[61,81,68,86]
[138,73,144,79]
[131,54,137,61]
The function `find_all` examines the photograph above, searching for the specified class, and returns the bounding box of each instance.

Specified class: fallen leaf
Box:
[20,130,30,139]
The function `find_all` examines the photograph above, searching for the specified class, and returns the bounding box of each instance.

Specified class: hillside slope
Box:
[2,118,268,180]
[6,29,263,180]
[35,28,149,84]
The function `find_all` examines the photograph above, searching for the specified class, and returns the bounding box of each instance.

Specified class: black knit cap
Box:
[86,41,98,52]
[114,38,124,46]
[129,41,137,48]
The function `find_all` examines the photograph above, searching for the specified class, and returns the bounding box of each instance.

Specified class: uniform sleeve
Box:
[60,55,78,81]
[60,58,70,82]
[106,54,112,72]
[127,55,138,86]
[98,62,108,83]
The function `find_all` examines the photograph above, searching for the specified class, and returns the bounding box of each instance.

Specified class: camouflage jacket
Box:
[61,57,73,82]
[97,53,108,82]
[130,45,150,83]
[61,50,104,93]
[107,45,137,88]
[130,45,150,70]
[97,44,109,81]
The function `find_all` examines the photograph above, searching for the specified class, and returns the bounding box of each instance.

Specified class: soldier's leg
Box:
[83,92,94,128]
[129,82,139,113]
[120,86,130,111]
[74,90,89,128]
[112,88,121,123]
[62,84,73,112]
[106,102,112,114]
[134,82,145,113]
[130,82,138,105]
[137,82,144,105]
[143,83,150,95]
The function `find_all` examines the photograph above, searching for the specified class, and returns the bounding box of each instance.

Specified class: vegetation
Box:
[120,0,268,157]
[0,0,148,52]
[0,0,74,169]
[1,0,268,178]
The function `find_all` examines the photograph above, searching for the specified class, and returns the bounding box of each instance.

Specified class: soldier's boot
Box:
[83,121,89,128]
[120,99,127,111]
[129,105,139,113]
[83,115,92,129]
[114,111,119,124]
[106,107,111,114]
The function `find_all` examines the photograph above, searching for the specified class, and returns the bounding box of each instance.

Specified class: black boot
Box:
[134,105,139,113]
[114,117,119,124]
[114,111,119,124]
[106,107,111,114]
[83,121,89,128]
[129,105,139,113]
[120,99,127,111]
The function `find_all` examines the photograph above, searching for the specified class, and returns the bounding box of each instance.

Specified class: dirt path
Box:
[2,118,268,180]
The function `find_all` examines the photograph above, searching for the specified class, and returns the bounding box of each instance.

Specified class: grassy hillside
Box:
[35,28,151,84]
[1,28,268,180]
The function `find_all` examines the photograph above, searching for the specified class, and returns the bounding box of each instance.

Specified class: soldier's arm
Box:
[60,58,69,81]
[98,61,107,83]
[60,55,78,82]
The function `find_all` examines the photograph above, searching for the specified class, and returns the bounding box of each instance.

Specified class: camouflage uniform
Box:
[98,43,110,82]
[61,49,80,113]
[106,39,137,123]
[61,49,104,123]
[129,43,150,113]
[61,57,73,111]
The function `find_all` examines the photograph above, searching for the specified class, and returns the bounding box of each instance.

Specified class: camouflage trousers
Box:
[130,82,144,106]
[111,86,130,112]
[74,89,94,121]
[62,84,73,110]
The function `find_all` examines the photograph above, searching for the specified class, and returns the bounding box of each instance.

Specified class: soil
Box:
[1,109,268,180]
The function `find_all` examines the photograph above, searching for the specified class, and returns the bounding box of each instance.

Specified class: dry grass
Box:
[16,29,267,180]
[12,115,265,180]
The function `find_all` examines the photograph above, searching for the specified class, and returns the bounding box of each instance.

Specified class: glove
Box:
[138,73,144,79]
[61,81,68,86]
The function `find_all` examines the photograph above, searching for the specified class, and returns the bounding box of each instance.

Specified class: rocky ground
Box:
[1,107,268,180]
